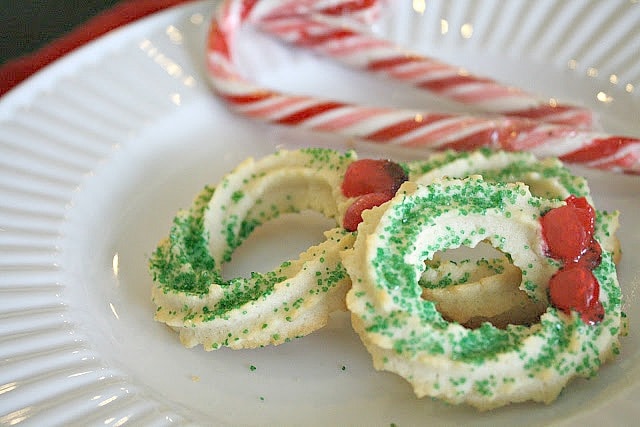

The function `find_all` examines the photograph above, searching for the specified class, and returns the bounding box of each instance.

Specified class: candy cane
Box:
[206,0,640,174]
[256,12,594,128]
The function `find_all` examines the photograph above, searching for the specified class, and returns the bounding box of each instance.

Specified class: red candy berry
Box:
[343,192,392,232]
[341,158,409,231]
[565,195,595,238]
[541,205,590,262]
[541,196,598,264]
[341,159,408,198]
[549,265,600,314]
[542,196,604,325]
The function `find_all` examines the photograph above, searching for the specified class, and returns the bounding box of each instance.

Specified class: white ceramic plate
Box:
[1,1,639,425]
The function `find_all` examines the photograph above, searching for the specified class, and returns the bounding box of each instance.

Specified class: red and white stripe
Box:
[206,0,640,174]
[257,12,593,127]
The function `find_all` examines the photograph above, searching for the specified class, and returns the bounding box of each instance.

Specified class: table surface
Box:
[1,0,121,65]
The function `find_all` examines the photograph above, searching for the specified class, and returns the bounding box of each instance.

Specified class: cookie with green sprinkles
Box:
[343,177,624,410]
[404,149,620,328]
[149,148,358,349]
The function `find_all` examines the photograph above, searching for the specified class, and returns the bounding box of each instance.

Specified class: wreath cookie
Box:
[149,148,358,349]
[343,177,624,410]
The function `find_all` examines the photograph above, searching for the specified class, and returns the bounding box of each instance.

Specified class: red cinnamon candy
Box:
[542,196,605,324]
[341,158,408,231]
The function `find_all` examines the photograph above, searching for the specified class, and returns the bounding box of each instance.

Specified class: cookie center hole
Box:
[420,242,544,329]
[222,211,335,280]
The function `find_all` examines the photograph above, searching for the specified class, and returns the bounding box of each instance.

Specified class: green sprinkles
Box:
[347,173,624,409]
[149,148,357,350]
[150,148,624,408]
